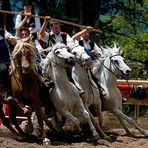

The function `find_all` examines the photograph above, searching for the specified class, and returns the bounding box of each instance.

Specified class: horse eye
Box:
[114,60,119,65]
[55,51,60,55]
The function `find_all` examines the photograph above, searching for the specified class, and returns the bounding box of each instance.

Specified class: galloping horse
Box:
[71,44,110,140]
[91,44,148,137]
[10,38,51,145]
[42,43,100,140]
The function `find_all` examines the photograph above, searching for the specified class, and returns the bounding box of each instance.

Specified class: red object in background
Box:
[3,104,9,116]
[0,118,2,126]
[118,84,148,99]
[118,84,133,99]
[0,104,9,126]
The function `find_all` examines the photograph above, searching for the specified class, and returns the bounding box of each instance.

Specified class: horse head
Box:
[11,38,37,74]
[71,42,91,68]
[104,43,132,76]
[52,43,76,68]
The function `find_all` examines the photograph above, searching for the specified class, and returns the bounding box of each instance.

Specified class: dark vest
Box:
[79,40,95,60]
[79,40,94,53]
[21,12,37,40]
[21,12,35,28]
[47,32,67,47]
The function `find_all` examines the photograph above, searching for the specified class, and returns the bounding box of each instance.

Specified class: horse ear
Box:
[119,48,123,55]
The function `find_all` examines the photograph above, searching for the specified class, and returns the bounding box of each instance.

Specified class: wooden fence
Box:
[117,79,148,120]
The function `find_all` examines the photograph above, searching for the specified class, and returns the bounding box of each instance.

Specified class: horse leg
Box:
[59,109,81,133]
[0,105,26,141]
[75,99,99,140]
[85,105,111,141]
[0,106,18,135]
[31,98,51,145]
[112,109,148,136]
[8,103,24,135]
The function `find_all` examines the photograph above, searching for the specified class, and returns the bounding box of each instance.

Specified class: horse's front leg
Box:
[31,97,51,145]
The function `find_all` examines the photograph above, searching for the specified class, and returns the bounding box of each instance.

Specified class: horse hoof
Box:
[105,135,114,142]
[91,135,101,142]
[43,139,51,145]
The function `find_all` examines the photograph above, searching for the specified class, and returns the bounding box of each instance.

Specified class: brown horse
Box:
[9,37,51,145]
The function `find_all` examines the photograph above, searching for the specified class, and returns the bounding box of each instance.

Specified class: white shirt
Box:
[42,31,74,47]
[80,37,102,55]
[15,13,41,34]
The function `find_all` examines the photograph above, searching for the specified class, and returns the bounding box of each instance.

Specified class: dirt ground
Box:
[0,116,148,148]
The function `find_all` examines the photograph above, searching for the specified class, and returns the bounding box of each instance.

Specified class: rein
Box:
[96,56,119,78]
[96,54,130,84]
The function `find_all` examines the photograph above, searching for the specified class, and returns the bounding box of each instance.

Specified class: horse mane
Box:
[11,37,38,73]
[102,43,121,57]
[12,37,37,59]
[52,42,68,52]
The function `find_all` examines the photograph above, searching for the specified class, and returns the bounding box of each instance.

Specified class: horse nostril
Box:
[126,70,131,74]
[70,57,74,60]
[85,59,89,62]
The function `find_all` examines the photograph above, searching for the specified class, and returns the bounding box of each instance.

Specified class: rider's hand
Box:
[44,16,51,22]
[86,26,93,32]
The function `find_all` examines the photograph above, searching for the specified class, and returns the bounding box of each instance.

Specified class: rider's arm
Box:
[30,14,41,34]
[15,16,30,38]
[72,29,87,40]
[72,26,93,40]
[38,16,51,40]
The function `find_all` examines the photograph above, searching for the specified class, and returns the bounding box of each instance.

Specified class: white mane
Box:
[101,43,122,58]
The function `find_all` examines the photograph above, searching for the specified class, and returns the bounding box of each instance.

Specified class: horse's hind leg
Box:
[113,109,148,136]
[0,106,23,141]
[8,103,24,135]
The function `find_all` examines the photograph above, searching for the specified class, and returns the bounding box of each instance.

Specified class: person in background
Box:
[15,0,41,40]
[72,26,102,61]
[38,16,85,96]
[15,13,43,55]
[0,28,13,103]
[72,26,108,97]
[38,16,74,48]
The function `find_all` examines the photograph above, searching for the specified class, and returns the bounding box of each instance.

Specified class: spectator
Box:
[15,0,41,40]
[38,16,84,96]
[38,16,74,48]
[72,26,102,61]
[0,27,13,102]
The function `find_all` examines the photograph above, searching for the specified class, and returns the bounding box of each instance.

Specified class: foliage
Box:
[97,0,148,79]
[2,0,148,79]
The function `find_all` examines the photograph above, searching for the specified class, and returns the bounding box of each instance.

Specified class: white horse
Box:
[42,43,99,139]
[71,44,111,140]
[91,44,148,137]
